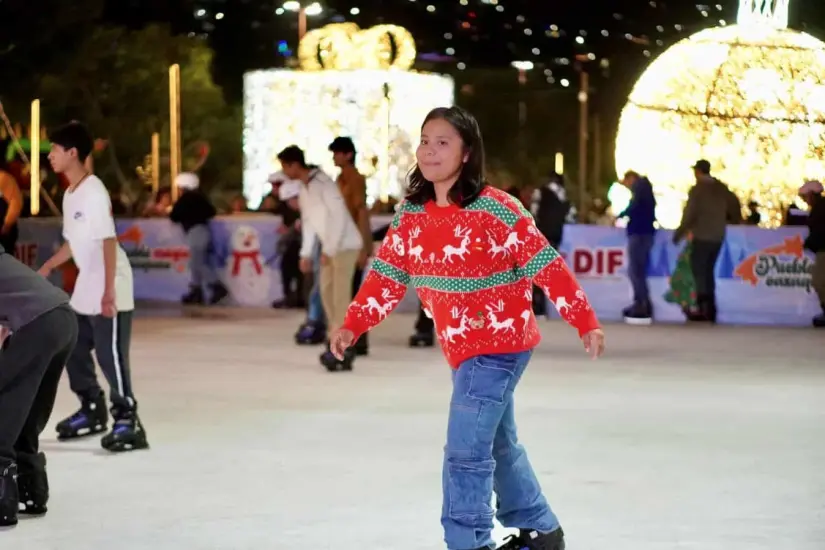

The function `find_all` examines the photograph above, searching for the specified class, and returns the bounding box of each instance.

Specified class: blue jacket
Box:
[619,177,656,235]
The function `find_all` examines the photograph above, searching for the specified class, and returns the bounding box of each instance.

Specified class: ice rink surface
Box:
[4,307,824,549]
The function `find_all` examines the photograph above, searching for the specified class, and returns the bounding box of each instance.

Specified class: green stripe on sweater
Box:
[411,269,520,293]
[371,258,411,285]
[464,197,521,227]
[516,247,560,279]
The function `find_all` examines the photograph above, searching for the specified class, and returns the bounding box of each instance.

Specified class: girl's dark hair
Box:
[405,106,487,207]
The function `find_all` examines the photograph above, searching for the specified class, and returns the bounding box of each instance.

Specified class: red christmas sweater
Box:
[342,186,600,368]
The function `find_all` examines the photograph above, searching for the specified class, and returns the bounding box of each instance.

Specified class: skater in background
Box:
[0,245,77,526]
[672,159,741,322]
[530,171,570,317]
[294,238,328,345]
[272,179,304,309]
[38,121,148,453]
[617,170,656,324]
[277,145,363,370]
[329,106,605,550]
[169,172,229,306]
[329,137,373,356]
[799,180,825,327]
[0,161,22,255]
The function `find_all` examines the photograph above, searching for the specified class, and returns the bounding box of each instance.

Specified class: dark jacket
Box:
[0,244,69,331]
[804,195,825,253]
[169,190,217,233]
[531,178,570,248]
[619,177,656,236]
[674,176,741,243]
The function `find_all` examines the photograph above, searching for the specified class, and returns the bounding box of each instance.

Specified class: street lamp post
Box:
[282,1,323,43]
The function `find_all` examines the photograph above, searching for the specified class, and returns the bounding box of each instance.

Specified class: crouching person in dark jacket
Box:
[799,180,825,327]
[170,173,228,305]
[618,171,657,324]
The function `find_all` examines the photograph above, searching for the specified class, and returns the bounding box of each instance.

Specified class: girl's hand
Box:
[582,328,605,359]
[329,328,355,360]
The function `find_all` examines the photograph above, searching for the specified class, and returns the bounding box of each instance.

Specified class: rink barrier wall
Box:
[15,216,818,326]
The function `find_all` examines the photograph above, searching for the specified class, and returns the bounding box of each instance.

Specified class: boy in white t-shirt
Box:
[39,122,148,453]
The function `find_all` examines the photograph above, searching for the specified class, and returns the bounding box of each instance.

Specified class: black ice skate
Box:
[55,393,108,440]
[352,333,369,356]
[408,331,435,348]
[208,282,229,305]
[181,286,205,305]
[101,408,149,453]
[0,460,18,527]
[17,453,48,516]
[295,322,326,345]
[320,348,354,372]
[498,528,565,550]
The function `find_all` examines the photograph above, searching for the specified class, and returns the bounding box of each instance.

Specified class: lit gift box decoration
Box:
[614,0,825,228]
[243,23,455,207]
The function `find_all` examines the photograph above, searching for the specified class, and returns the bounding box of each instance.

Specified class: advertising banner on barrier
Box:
[15,217,819,326]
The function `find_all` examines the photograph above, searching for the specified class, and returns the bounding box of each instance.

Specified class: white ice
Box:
[5,308,825,549]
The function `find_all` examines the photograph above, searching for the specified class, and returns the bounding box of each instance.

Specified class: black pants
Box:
[280,240,303,304]
[352,266,368,350]
[0,226,18,258]
[66,311,137,411]
[415,303,435,334]
[0,305,77,467]
[690,239,723,301]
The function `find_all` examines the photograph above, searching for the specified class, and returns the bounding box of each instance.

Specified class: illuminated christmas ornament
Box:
[243,24,453,206]
[615,0,825,227]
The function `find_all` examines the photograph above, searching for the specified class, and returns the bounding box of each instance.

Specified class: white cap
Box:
[279,180,301,201]
[268,171,287,184]
[175,172,200,190]
[799,180,824,195]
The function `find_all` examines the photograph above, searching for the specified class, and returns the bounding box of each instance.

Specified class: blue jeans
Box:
[442,350,559,550]
[627,233,654,305]
[306,241,326,325]
[186,224,218,287]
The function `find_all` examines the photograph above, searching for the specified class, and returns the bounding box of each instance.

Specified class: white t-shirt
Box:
[62,175,134,314]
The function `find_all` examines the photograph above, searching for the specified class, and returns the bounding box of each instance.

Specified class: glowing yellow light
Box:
[615,6,825,228]
[242,70,454,206]
[298,23,417,71]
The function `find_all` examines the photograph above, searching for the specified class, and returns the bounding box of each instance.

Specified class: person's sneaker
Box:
[0,460,18,527]
[623,303,653,325]
[181,286,205,305]
[17,453,48,516]
[101,408,149,453]
[498,528,565,550]
[55,392,108,440]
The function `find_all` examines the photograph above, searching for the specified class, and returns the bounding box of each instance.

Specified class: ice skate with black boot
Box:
[17,452,48,516]
[295,321,326,345]
[208,282,229,305]
[498,527,565,550]
[352,333,369,356]
[813,305,825,328]
[101,407,149,453]
[320,347,354,372]
[0,460,18,528]
[181,285,205,305]
[55,392,108,440]
[409,331,435,348]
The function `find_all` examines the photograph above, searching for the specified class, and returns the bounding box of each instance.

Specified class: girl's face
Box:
[416,118,468,185]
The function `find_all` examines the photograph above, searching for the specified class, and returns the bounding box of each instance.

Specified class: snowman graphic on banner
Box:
[224,225,271,306]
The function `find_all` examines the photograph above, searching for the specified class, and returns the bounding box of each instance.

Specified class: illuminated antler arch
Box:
[298,23,417,71]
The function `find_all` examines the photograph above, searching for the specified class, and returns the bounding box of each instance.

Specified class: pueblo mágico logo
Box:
[733,235,813,292]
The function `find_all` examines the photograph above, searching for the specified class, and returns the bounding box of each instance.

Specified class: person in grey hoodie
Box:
[673,160,741,322]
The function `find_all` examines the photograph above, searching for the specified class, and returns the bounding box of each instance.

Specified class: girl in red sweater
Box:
[330,106,605,550]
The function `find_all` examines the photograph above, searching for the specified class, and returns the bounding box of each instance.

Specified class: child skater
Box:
[329,106,605,550]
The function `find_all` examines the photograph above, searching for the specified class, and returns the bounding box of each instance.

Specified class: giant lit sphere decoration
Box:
[615,22,825,228]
